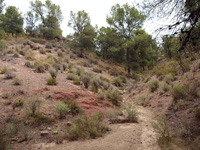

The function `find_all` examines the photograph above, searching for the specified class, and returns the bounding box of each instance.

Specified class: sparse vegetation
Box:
[82,75,91,89]
[124,104,138,122]
[24,96,41,117]
[13,77,22,85]
[171,85,187,101]
[47,77,57,85]
[56,102,70,119]
[106,89,122,106]
[65,112,108,140]
[4,71,16,79]
[49,68,57,79]
[147,79,159,92]
[0,67,8,74]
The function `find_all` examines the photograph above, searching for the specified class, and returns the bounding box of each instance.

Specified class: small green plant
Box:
[0,129,9,150]
[82,75,91,89]
[147,79,159,92]
[112,77,124,87]
[6,123,17,137]
[13,99,24,108]
[106,89,122,106]
[171,85,187,101]
[4,71,16,80]
[39,49,46,54]
[13,77,22,85]
[0,68,8,74]
[67,73,79,81]
[25,52,35,60]
[25,61,34,68]
[64,99,82,115]
[73,77,81,85]
[47,77,57,85]
[124,104,138,122]
[162,83,170,92]
[93,67,102,73]
[98,92,105,100]
[55,102,70,119]
[106,109,119,120]
[153,116,171,146]
[24,96,41,117]
[65,112,108,140]
[164,74,174,84]
[49,68,57,79]
[91,78,99,93]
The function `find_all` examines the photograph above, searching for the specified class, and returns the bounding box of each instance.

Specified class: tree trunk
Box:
[126,48,131,74]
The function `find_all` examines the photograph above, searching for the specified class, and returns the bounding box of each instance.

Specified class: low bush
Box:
[171,85,187,101]
[49,68,57,79]
[6,123,17,137]
[147,79,159,92]
[13,77,22,85]
[124,104,138,122]
[112,77,125,87]
[0,68,8,74]
[93,67,102,73]
[64,99,82,115]
[39,49,46,54]
[57,50,63,57]
[82,75,91,89]
[47,77,57,85]
[24,96,41,117]
[45,43,53,49]
[67,73,79,81]
[162,83,170,92]
[98,92,105,100]
[56,102,70,119]
[4,71,16,80]
[195,108,200,120]
[25,61,34,68]
[13,99,24,109]
[91,78,100,93]
[106,89,122,106]
[153,116,171,146]
[25,52,35,60]
[164,74,175,84]
[106,109,119,120]
[65,112,108,140]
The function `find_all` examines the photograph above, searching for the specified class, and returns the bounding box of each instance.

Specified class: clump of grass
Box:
[39,48,46,54]
[67,73,79,81]
[153,116,171,146]
[57,50,63,57]
[106,109,119,120]
[91,78,100,93]
[25,52,35,60]
[6,123,17,137]
[47,77,57,85]
[77,60,91,67]
[171,85,187,101]
[112,76,126,87]
[13,77,22,85]
[73,77,81,85]
[162,83,170,92]
[147,79,159,92]
[98,92,105,100]
[106,89,122,106]
[45,43,53,49]
[81,75,91,89]
[108,68,119,76]
[49,68,57,79]
[25,61,34,68]
[4,71,16,80]
[56,102,70,119]
[13,99,24,109]
[124,104,138,122]
[24,96,41,117]
[65,112,108,141]
[93,67,102,73]
[64,99,82,115]
[164,74,175,84]
[0,67,8,74]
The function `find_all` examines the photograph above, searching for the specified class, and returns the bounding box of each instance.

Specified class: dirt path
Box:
[36,106,160,150]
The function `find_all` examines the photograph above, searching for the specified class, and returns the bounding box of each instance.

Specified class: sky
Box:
[4,0,167,39]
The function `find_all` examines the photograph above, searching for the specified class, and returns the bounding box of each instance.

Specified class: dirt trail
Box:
[37,106,160,150]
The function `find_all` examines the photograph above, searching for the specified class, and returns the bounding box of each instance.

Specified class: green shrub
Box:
[49,68,57,79]
[45,43,53,49]
[98,92,105,100]
[106,89,122,106]
[24,97,41,117]
[153,116,171,146]
[112,77,124,87]
[13,99,24,108]
[34,63,46,73]
[25,61,34,68]
[0,40,7,49]
[82,75,91,89]
[64,99,82,115]
[124,104,138,122]
[162,83,170,92]
[6,123,17,137]
[25,52,35,60]
[47,77,57,85]
[13,77,22,85]
[147,79,159,92]
[30,38,46,44]
[65,113,108,140]
[73,77,81,85]
[171,85,187,101]
[0,29,6,39]
[0,68,8,74]
[67,73,79,81]
[39,49,46,54]
[4,71,16,80]
[164,74,174,84]
[91,78,100,93]
[93,67,102,73]
[106,109,119,120]
[57,50,63,57]
[56,102,70,119]
[0,129,8,150]
[27,113,53,126]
